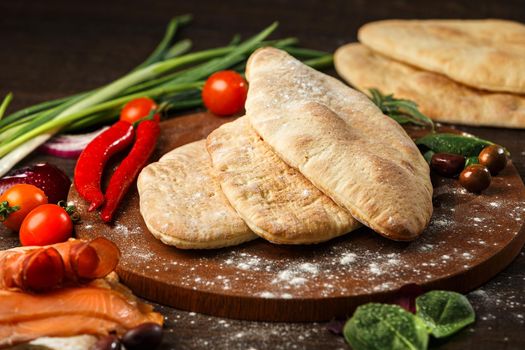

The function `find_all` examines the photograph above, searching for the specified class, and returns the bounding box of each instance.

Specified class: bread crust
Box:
[246,47,433,241]
[358,19,525,94]
[334,43,525,128]
[207,117,360,244]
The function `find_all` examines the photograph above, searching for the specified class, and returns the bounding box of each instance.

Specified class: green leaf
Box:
[416,133,492,157]
[343,303,429,350]
[415,290,475,338]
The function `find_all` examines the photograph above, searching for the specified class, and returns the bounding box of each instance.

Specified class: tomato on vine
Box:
[0,184,48,231]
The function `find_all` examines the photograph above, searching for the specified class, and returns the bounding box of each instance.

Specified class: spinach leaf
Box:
[415,290,475,338]
[416,133,492,157]
[343,303,429,350]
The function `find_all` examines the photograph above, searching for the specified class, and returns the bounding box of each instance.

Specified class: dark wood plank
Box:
[1,0,525,348]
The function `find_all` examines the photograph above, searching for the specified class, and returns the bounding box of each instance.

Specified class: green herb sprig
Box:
[369,88,435,130]
[368,88,506,160]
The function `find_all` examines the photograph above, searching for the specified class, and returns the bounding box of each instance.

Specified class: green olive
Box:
[478,144,507,175]
[459,164,492,193]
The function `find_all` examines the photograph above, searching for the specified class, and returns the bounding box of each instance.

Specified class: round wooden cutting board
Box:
[70,112,525,322]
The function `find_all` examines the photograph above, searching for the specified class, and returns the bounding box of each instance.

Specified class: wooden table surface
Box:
[1,1,524,349]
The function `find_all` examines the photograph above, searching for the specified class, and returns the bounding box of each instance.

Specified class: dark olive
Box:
[478,144,507,175]
[121,322,163,350]
[459,164,492,193]
[430,152,466,177]
[91,335,121,350]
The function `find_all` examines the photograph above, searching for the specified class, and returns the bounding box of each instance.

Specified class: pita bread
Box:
[245,47,432,241]
[137,140,256,249]
[358,19,525,94]
[207,117,360,244]
[334,43,525,128]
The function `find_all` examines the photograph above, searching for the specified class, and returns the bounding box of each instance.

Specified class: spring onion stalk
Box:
[122,46,235,94]
[0,92,93,146]
[126,37,295,94]
[0,18,335,176]
[0,93,13,119]
[163,39,193,59]
[0,134,55,176]
[65,111,119,133]
[134,14,193,70]
[303,54,334,70]
[0,123,27,143]
[0,82,203,157]
[282,46,327,58]
[0,14,191,127]
[0,113,37,135]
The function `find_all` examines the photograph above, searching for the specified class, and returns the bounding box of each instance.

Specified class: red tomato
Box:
[19,204,73,246]
[0,184,48,231]
[202,70,248,116]
[120,97,160,124]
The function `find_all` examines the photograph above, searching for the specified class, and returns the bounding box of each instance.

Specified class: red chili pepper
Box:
[74,121,135,211]
[100,120,160,222]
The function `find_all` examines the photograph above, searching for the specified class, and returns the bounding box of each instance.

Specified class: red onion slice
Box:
[38,127,109,159]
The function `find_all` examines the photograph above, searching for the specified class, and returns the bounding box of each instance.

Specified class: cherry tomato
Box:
[0,184,48,231]
[202,70,248,116]
[20,204,73,246]
[120,97,160,124]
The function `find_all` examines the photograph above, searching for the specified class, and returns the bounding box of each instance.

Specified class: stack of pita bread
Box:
[334,19,525,128]
[138,47,433,249]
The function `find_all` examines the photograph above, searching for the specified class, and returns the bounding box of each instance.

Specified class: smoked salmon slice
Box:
[0,237,119,292]
[0,275,163,348]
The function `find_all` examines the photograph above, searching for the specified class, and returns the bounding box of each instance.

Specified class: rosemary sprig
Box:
[369,88,434,130]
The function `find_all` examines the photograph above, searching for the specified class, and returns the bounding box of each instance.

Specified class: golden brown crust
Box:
[358,19,525,94]
[245,47,433,241]
[207,117,360,244]
[334,43,525,128]
[137,140,256,249]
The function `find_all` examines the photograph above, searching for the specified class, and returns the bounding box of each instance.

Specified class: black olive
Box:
[459,164,491,193]
[91,335,121,350]
[478,144,507,175]
[430,153,466,177]
[121,322,163,350]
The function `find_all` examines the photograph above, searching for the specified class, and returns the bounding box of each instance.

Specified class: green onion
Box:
[0,93,13,120]
[135,14,193,70]
[0,18,334,176]
[163,39,193,59]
